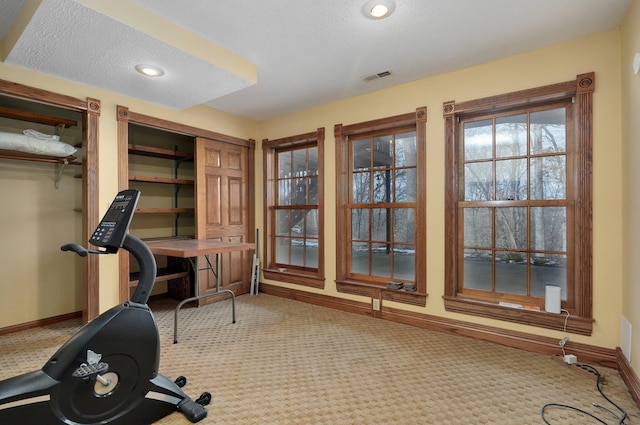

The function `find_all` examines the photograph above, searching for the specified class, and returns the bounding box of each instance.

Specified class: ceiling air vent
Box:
[363,70,393,82]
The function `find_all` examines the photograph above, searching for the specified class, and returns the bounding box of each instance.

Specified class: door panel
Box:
[196,137,251,304]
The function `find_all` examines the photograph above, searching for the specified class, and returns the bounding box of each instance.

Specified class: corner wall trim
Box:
[617,347,640,408]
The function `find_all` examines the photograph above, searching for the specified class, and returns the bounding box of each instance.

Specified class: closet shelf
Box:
[135,208,195,214]
[129,175,194,185]
[0,106,77,128]
[128,144,193,160]
[129,269,189,288]
[0,149,80,165]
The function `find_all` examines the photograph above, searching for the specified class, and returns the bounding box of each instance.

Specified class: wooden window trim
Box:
[443,73,594,335]
[335,107,427,305]
[262,128,325,288]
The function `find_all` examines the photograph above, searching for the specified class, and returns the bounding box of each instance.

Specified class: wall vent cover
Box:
[363,70,393,82]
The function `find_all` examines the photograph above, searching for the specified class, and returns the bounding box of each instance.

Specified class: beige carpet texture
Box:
[1,294,638,424]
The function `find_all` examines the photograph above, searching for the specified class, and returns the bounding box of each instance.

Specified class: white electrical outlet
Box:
[372,299,380,311]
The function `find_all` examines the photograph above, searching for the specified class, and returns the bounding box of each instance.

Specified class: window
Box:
[443,73,594,334]
[263,129,324,288]
[335,108,427,304]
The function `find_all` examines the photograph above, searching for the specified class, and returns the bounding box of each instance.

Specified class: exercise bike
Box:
[0,189,210,424]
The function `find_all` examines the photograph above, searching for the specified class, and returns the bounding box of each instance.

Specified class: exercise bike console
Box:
[0,189,209,424]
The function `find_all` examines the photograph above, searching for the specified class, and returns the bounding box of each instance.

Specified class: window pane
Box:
[371,208,389,241]
[463,249,492,291]
[291,178,306,205]
[371,243,391,277]
[495,251,527,295]
[373,170,391,203]
[393,208,415,243]
[351,208,369,240]
[393,245,415,280]
[464,119,493,160]
[530,155,566,200]
[278,151,291,178]
[278,179,291,205]
[395,132,417,167]
[530,108,566,154]
[276,237,289,264]
[496,114,527,158]
[496,158,527,201]
[293,149,307,175]
[351,242,369,274]
[290,209,304,235]
[395,168,416,202]
[531,207,566,252]
[276,210,289,236]
[290,238,304,266]
[464,161,493,201]
[495,207,527,250]
[305,209,319,237]
[308,176,318,204]
[305,239,319,268]
[531,254,566,298]
[353,139,371,170]
[463,207,492,248]
[353,172,370,203]
[308,147,318,175]
[372,135,393,167]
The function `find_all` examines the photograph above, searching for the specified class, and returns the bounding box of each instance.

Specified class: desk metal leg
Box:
[173,253,236,344]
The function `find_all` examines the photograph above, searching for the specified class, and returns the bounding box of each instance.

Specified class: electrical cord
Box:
[560,309,570,357]
[540,363,628,424]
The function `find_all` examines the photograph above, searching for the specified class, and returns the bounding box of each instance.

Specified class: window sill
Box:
[336,280,427,307]
[443,296,593,336]
[263,268,325,289]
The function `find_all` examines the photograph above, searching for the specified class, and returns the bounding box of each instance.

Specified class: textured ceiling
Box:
[0,0,632,120]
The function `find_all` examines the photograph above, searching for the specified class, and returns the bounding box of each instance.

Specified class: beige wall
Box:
[258,29,625,350]
[621,0,640,369]
[0,12,633,365]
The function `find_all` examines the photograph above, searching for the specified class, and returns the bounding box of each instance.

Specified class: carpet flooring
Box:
[1,294,638,424]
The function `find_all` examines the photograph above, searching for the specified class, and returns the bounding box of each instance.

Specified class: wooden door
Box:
[195,137,251,304]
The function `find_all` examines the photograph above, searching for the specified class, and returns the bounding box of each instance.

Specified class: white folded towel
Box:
[23,129,61,141]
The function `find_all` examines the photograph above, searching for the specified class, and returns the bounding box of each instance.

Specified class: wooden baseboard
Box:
[261,283,373,317]
[260,283,616,368]
[0,311,82,336]
[617,347,640,408]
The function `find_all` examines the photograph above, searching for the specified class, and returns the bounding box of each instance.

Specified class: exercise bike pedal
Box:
[177,398,208,423]
[196,391,212,406]
[71,362,109,380]
[174,375,187,388]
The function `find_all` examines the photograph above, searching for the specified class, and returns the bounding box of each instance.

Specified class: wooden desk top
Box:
[145,239,254,258]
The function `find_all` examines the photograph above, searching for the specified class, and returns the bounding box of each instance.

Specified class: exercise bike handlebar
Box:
[61,243,109,257]
[60,234,157,305]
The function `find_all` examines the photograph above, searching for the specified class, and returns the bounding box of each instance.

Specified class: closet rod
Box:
[0,106,77,128]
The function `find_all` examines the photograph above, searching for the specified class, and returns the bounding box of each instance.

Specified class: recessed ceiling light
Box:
[135,64,165,77]
[363,0,395,19]
[370,4,389,18]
